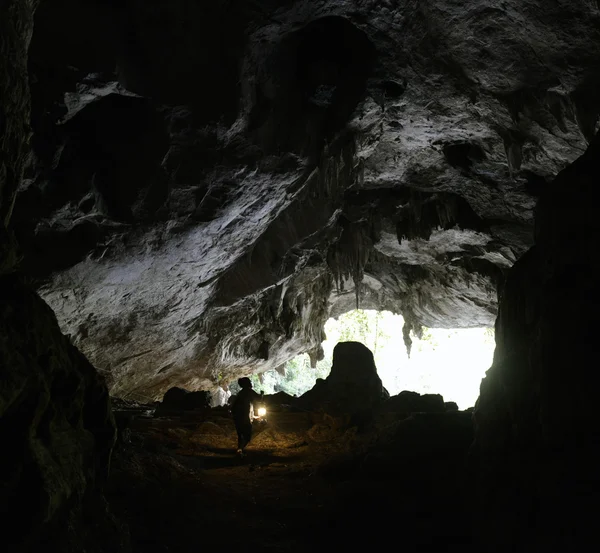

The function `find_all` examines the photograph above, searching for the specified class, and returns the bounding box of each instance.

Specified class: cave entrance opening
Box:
[253,310,495,410]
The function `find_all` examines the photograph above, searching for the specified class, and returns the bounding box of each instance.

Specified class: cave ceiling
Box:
[13,0,600,399]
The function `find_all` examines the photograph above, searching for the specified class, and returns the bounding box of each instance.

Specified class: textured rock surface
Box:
[10,1,600,399]
[0,276,126,552]
[154,387,211,416]
[297,341,388,418]
[380,390,446,414]
[0,0,35,273]
[320,410,476,551]
[1,2,126,551]
[4,2,600,551]
[472,131,600,551]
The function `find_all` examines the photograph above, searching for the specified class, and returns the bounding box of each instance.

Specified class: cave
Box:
[2,1,600,552]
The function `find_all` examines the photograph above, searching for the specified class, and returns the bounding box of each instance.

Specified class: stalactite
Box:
[326,219,373,306]
[401,309,422,357]
[402,320,413,357]
[395,190,484,246]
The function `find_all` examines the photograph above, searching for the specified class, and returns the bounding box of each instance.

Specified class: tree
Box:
[233,310,494,409]
[416,327,439,352]
[483,327,495,344]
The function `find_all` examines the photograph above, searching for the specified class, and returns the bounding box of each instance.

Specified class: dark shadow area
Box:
[250,16,376,157]
[183,451,296,470]
[108,343,477,553]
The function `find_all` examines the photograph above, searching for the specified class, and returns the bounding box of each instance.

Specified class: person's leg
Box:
[246,421,253,447]
[239,421,252,452]
[234,419,245,455]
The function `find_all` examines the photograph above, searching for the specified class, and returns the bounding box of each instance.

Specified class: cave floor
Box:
[107,408,476,553]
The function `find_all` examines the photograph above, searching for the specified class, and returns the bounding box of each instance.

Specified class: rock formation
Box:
[1,3,125,551]
[2,0,600,551]
[154,386,211,416]
[296,341,388,419]
[0,276,125,552]
[472,130,600,552]
[7,0,598,400]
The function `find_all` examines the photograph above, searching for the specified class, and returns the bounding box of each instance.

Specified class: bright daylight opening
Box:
[252,309,495,410]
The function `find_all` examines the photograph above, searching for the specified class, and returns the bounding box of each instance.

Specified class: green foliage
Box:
[416,327,439,352]
[338,309,370,343]
[280,355,329,397]
[250,374,262,391]
[247,355,329,397]
[232,312,496,407]
[483,327,495,342]
[251,310,399,397]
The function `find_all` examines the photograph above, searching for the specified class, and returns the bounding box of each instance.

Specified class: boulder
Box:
[342,412,475,480]
[210,387,230,407]
[381,391,446,415]
[0,275,127,552]
[297,342,387,422]
[154,387,211,416]
[262,391,297,412]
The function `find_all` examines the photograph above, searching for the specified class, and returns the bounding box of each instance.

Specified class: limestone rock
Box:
[1,3,127,550]
[3,2,600,550]
[210,387,231,407]
[472,131,600,551]
[262,391,297,412]
[298,341,387,420]
[0,275,126,552]
[318,411,476,551]
[6,1,597,399]
[381,390,447,414]
[361,412,474,477]
[0,0,34,239]
[154,387,211,417]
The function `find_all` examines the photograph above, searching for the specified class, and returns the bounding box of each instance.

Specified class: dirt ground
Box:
[106,407,476,553]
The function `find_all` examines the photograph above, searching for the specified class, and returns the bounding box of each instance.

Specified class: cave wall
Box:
[0,1,124,550]
[2,1,600,550]
[0,277,126,552]
[0,0,35,248]
[11,0,600,399]
[472,132,600,551]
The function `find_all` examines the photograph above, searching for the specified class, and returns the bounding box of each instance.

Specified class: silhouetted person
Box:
[231,377,263,457]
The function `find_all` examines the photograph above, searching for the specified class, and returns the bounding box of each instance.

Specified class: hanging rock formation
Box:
[6,0,598,400]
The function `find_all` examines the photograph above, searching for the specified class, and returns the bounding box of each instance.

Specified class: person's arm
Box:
[251,390,265,419]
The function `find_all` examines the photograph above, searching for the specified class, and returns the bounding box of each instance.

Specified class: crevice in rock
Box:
[443,141,486,170]
[247,16,376,158]
[395,191,486,243]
